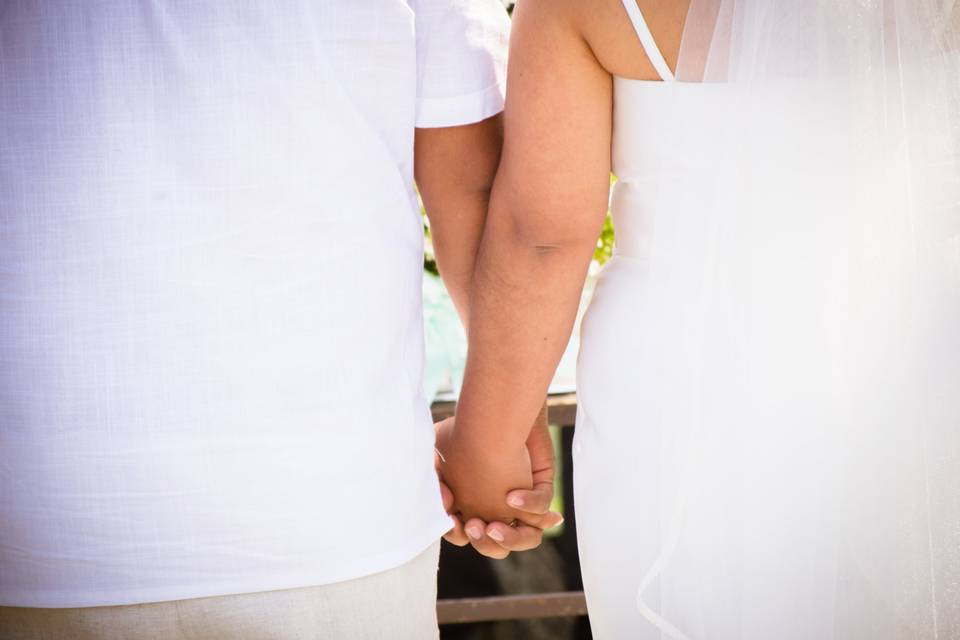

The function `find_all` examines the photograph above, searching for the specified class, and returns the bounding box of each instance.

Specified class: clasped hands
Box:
[434,406,564,559]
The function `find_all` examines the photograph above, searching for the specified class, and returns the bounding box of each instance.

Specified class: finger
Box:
[443,515,469,547]
[538,511,565,530]
[510,507,564,530]
[506,506,564,531]
[484,522,545,552]
[505,481,555,515]
[464,518,510,560]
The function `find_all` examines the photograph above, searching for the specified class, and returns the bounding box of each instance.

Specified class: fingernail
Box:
[507,495,524,508]
[466,525,483,540]
[552,516,565,528]
[488,528,505,542]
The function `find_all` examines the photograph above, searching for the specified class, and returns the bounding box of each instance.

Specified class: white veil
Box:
[630,2,960,637]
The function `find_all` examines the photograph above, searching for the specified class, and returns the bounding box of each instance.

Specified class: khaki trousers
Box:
[0,541,440,640]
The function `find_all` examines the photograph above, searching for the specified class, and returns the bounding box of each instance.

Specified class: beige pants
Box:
[0,542,440,640]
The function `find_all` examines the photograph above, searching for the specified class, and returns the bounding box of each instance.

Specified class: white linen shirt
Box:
[0,1,509,607]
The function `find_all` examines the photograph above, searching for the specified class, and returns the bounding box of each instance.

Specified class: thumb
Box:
[526,422,556,486]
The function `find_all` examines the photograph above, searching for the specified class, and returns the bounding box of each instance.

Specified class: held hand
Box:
[435,416,533,524]
[436,407,563,558]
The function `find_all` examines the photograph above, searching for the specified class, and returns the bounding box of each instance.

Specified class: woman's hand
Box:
[435,405,563,558]
[435,416,533,524]
[438,477,562,559]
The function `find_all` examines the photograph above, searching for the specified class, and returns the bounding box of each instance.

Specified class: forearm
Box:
[425,190,488,327]
[415,115,503,329]
[453,198,599,450]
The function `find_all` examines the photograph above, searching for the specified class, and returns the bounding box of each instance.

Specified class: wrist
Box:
[451,412,528,455]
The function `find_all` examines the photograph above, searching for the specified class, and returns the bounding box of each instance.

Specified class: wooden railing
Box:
[431,393,587,626]
[437,591,587,625]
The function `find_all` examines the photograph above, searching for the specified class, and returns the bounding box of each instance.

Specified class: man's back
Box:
[0,0,507,608]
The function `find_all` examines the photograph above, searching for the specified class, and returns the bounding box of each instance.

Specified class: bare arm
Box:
[415,115,562,554]
[415,115,502,326]
[441,0,614,521]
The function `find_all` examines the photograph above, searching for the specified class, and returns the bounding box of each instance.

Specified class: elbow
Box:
[485,176,610,259]
[499,205,605,258]
[529,240,577,257]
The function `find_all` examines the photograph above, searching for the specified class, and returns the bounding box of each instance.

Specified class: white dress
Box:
[574,3,960,638]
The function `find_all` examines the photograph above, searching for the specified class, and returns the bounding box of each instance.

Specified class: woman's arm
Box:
[440,0,614,522]
[415,116,562,554]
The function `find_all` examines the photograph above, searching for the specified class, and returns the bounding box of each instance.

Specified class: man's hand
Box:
[435,416,534,524]
[435,407,563,559]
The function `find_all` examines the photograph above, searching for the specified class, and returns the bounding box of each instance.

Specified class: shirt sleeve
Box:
[411,0,511,128]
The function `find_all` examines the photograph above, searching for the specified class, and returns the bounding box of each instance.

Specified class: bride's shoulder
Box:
[519,0,687,81]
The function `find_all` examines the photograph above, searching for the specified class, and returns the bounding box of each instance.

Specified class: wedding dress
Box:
[574,1,960,637]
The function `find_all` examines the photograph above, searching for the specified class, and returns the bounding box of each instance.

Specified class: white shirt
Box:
[0,0,509,607]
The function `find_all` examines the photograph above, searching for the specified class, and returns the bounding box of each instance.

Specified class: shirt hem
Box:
[0,516,452,609]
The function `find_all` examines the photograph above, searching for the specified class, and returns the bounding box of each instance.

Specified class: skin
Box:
[414,116,563,558]
[415,118,501,329]
[439,0,690,524]
[436,407,562,559]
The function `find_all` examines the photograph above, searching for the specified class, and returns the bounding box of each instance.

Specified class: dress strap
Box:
[620,0,676,82]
